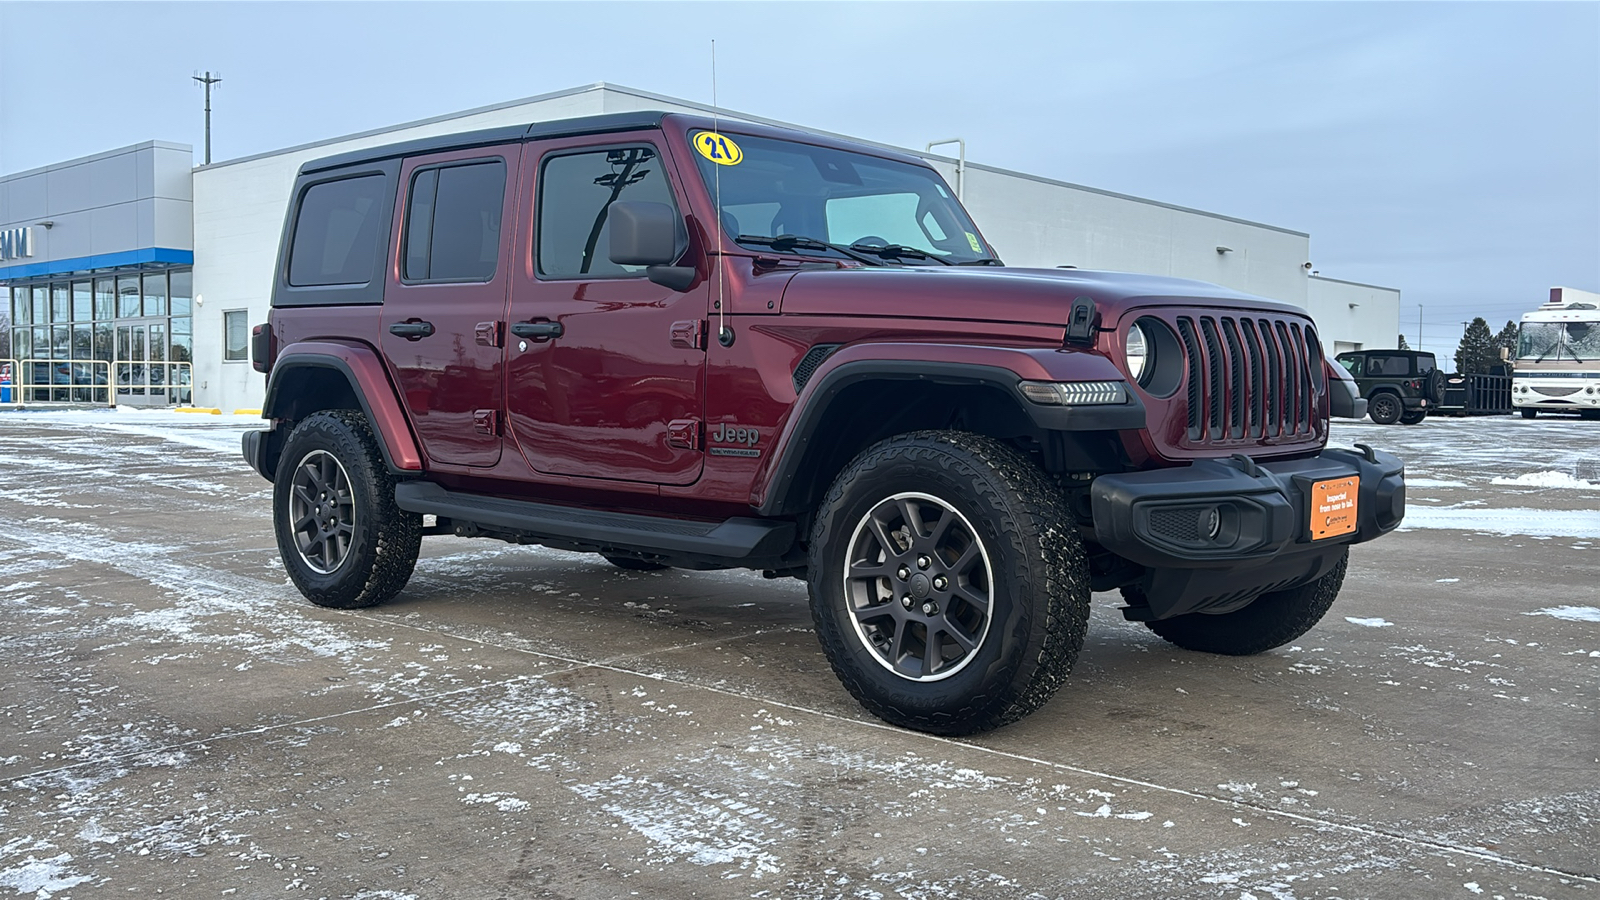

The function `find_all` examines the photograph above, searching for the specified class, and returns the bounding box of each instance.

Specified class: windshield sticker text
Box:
[694,132,744,166]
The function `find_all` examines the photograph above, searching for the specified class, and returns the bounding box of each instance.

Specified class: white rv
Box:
[1513,287,1600,419]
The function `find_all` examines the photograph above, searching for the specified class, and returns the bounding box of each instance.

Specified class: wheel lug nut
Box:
[901,594,913,609]
[933,575,948,591]
[921,601,938,616]
[896,566,910,581]
[917,555,930,570]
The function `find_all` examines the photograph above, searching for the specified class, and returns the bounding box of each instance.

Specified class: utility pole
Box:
[193,71,222,165]
[1416,305,1423,354]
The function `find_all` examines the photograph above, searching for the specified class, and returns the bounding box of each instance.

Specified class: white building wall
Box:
[941,162,1311,304]
[1306,275,1401,354]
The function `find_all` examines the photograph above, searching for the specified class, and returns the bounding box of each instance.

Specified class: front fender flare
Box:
[751,343,1146,516]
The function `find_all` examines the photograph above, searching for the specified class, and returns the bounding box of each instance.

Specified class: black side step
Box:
[394,482,796,563]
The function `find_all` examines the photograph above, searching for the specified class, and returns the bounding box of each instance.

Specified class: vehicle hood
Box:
[778,266,1308,326]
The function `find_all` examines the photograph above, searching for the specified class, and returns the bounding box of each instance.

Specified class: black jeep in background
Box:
[1335,350,1447,425]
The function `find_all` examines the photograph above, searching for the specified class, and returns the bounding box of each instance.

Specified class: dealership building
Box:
[1,83,1400,411]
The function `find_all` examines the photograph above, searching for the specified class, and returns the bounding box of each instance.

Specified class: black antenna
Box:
[711,41,733,348]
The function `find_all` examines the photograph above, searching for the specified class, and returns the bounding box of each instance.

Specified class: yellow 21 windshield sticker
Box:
[694,132,744,165]
[965,232,984,253]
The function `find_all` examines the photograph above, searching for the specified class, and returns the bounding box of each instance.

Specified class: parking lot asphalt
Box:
[1,410,1595,899]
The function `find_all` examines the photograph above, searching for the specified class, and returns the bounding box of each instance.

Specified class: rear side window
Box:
[1365,355,1410,377]
[1415,355,1436,373]
[403,160,507,282]
[538,146,677,279]
[289,175,388,286]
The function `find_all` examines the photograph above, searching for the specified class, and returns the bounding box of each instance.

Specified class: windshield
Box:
[689,131,994,265]
[1518,321,1600,361]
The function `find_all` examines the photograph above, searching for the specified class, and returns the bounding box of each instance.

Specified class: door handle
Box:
[510,321,564,341]
[389,320,435,340]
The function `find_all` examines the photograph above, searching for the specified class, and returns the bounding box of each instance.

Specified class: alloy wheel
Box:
[289,449,356,574]
[842,492,994,681]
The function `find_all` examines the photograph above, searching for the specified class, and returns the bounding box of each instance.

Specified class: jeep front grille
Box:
[1171,314,1322,444]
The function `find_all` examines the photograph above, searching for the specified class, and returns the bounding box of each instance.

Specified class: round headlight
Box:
[1126,323,1149,381]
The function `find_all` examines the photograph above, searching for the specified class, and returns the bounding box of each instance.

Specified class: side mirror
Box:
[609,201,684,266]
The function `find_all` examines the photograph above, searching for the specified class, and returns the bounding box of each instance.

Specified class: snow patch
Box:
[1344,617,1393,628]
[1490,471,1600,490]
[1526,606,1600,623]
[0,852,92,896]
[1399,506,1600,538]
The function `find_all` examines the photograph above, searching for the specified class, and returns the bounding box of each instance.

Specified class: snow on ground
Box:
[0,406,263,456]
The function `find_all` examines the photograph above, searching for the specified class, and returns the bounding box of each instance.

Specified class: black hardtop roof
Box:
[300,111,670,174]
[298,110,933,176]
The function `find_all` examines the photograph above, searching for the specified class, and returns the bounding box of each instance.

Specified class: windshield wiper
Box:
[847,242,953,265]
[955,257,1004,266]
[734,234,884,266]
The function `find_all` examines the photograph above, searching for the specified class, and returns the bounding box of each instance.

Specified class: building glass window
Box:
[72,281,92,321]
[169,271,192,316]
[223,310,248,361]
[143,272,167,317]
[117,277,141,318]
[94,279,116,320]
[2,265,192,402]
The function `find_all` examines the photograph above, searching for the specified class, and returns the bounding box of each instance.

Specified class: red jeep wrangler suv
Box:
[243,112,1403,735]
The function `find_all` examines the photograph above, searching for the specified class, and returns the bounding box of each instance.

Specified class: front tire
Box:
[1521,408,1538,419]
[1142,550,1348,655]
[807,432,1090,736]
[1368,393,1402,425]
[273,410,421,609]
[1399,410,1427,425]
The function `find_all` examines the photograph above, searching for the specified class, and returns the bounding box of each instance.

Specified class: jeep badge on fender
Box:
[243,110,1405,737]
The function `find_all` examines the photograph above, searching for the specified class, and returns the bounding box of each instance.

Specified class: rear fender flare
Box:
[263,340,423,473]
[751,343,1145,516]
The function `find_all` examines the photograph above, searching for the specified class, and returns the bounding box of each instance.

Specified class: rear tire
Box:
[1142,551,1348,655]
[807,431,1090,736]
[273,410,421,609]
[1368,393,1401,425]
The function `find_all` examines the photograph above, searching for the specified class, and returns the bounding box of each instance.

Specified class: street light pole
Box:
[193,71,222,165]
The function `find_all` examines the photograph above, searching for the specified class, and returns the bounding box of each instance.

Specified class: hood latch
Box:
[1065,296,1099,344]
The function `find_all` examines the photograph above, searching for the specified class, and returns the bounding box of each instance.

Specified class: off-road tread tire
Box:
[1140,550,1348,656]
[1368,392,1402,425]
[602,555,670,572]
[1399,411,1427,425]
[807,431,1090,736]
[274,410,421,609]
[1424,368,1446,404]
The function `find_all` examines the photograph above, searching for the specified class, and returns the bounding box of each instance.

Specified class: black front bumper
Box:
[1090,446,1404,619]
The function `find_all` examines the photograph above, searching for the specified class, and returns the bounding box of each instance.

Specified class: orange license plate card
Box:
[1310,477,1358,540]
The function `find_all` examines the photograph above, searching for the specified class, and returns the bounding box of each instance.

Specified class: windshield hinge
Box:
[1065,296,1099,344]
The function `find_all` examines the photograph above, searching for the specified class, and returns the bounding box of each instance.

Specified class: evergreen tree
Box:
[1493,320,1519,357]
[1454,317,1498,374]
[1397,333,1410,350]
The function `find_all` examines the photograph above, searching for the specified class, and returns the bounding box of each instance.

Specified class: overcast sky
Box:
[2,1,1595,356]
